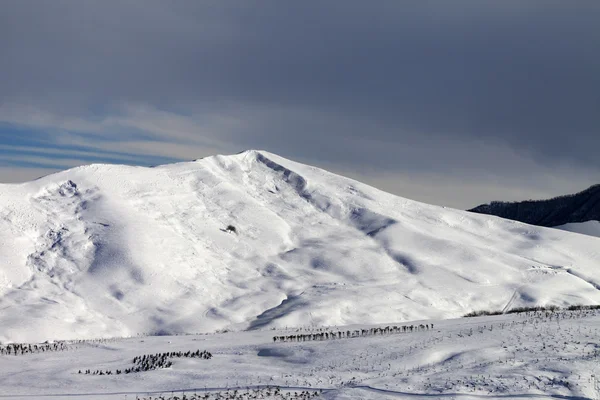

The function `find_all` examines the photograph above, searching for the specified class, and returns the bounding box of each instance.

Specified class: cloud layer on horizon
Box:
[1,1,599,208]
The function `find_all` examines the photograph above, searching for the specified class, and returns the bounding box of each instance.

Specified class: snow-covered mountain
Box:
[1,150,599,343]
[557,220,600,238]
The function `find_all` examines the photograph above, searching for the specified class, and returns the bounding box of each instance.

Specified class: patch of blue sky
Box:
[0,146,177,167]
[0,125,182,168]
[0,157,71,171]
[0,124,53,147]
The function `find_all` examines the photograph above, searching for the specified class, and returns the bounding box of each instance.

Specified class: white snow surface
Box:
[1,310,600,399]
[1,150,600,342]
[557,221,600,238]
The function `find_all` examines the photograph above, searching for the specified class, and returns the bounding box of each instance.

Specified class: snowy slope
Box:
[1,150,600,342]
[2,309,600,399]
[557,221,600,238]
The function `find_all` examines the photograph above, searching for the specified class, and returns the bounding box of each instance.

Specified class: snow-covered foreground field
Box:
[2,309,599,400]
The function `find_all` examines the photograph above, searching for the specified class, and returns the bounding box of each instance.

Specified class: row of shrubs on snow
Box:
[131,387,321,400]
[273,323,434,343]
[464,304,600,318]
[81,349,212,375]
[0,341,68,355]
[1,337,143,357]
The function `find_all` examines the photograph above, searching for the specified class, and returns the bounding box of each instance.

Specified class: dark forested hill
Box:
[468,185,600,227]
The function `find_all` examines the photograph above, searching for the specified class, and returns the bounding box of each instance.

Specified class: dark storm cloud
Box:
[0,1,599,206]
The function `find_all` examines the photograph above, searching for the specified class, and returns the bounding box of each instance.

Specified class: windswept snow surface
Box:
[1,150,600,342]
[1,310,600,399]
[557,221,600,238]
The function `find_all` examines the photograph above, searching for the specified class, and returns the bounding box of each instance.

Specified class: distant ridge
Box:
[468,184,600,227]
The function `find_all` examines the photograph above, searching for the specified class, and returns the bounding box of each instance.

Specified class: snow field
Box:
[1,309,599,399]
[557,221,600,238]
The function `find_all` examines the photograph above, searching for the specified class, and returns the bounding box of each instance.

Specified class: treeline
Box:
[81,349,212,376]
[273,323,434,343]
[0,341,68,356]
[464,304,600,318]
[467,183,600,227]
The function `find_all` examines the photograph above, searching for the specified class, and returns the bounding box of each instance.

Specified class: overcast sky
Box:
[1,1,599,208]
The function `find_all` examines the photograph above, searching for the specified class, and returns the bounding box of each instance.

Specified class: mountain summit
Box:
[1,150,599,342]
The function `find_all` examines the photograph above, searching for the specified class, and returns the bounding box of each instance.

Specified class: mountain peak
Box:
[1,152,599,342]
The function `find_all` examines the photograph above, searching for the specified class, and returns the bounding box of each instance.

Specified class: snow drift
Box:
[557,221,600,238]
[1,150,599,342]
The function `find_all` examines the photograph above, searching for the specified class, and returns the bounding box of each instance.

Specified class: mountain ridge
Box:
[468,184,600,227]
[1,150,599,342]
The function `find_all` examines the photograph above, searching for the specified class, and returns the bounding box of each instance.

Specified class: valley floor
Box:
[1,309,599,400]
